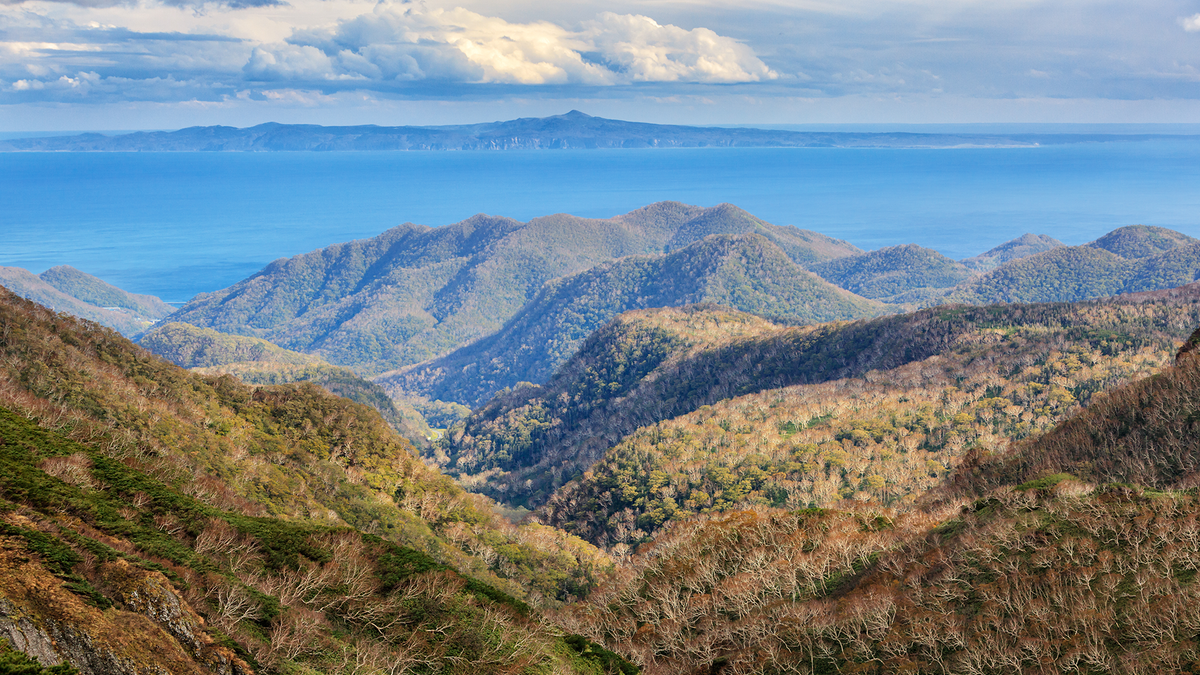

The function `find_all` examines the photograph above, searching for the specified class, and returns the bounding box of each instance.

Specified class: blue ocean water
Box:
[2,140,1199,304]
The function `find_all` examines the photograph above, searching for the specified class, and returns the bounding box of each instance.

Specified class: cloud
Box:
[260,5,776,86]
[1181,14,1200,32]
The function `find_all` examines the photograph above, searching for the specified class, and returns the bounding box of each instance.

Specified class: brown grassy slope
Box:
[0,287,610,608]
[560,341,1200,675]
[536,296,1200,547]
[951,322,1200,496]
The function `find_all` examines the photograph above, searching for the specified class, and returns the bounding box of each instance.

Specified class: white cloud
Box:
[1181,13,1200,32]
[264,5,775,85]
[584,12,777,83]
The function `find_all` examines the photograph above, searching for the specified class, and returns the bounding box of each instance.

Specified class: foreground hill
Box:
[557,321,1200,675]
[381,234,888,407]
[0,287,629,674]
[166,202,859,374]
[440,288,1200,511]
[0,265,172,336]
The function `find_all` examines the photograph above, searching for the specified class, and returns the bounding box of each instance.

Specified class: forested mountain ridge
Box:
[557,318,1200,675]
[166,202,860,375]
[951,238,1200,304]
[0,265,172,336]
[537,294,1199,546]
[0,287,631,674]
[379,233,889,408]
[441,289,1200,512]
[960,232,1064,271]
[810,244,974,299]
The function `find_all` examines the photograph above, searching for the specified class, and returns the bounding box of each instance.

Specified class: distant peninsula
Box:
[2,110,1191,151]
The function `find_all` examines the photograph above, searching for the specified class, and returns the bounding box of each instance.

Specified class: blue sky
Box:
[2,0,1200,129]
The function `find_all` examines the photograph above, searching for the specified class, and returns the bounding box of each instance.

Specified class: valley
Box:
[2,200,1200,675]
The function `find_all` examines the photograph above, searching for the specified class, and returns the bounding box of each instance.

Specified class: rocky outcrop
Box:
[0,537,250,675]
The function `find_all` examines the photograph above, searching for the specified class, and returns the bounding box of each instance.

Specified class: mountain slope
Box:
[166,202,859,374]
[960,232,1064,271]
[380,234,886,407]
[810,244,974,299]
[0,266,171,336]
[537,295,1199,547]
[440,290,1200,510]
[1087,224,1199,258]
[560,326,1200,675]
[38,266,174,319]
[0,287,630,673]
[953,237,1200,304]
[140,322,327,368]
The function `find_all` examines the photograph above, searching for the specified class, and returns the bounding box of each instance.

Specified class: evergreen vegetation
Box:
[960,233,1064,272]
[439,296,1200,515]
[381,234,887,407]
[810,244,974,299]
[165,202,860,375]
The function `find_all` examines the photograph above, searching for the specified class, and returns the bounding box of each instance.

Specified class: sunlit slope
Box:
[810,243,974,299]
[0,287,630,673]
[166,202,860,375]
[561,325,1200,675]
[441,292,1200,512]
[380,233,888,408]
[951,226,1200,304]
[539,296,1199,546]
[961,233,1065,272]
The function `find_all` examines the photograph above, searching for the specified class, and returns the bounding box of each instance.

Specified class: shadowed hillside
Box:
[380,234,887,407]
[166,203,859,375]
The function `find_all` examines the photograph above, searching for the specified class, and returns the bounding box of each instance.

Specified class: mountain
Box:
[0,286,631,674]
[809,244,974,300]
[138,322,452,447]
[0,266,172,336]
[440,290,1200,512]
[1087,224,1199,258]
[557,321,1200,675]
[165,202,860,375]
[960,232,1064,271]
[536,294,1199,546]
[379,233,888,408]
[952,233,1200,304]
[5,112,1192,152]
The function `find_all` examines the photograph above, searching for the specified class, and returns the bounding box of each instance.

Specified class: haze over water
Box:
[4,139,1199,304]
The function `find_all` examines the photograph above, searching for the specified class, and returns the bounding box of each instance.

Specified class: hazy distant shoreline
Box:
[4,110,1198,152]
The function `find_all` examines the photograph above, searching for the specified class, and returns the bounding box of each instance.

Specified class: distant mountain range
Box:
[164,202,866,375]
[381,233,888,407]
[4,111,1196,152]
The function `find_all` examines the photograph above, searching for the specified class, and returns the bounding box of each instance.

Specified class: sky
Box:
[2,0,1200,129]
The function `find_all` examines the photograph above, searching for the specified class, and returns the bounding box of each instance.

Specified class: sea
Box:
[3,137,1200,305]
